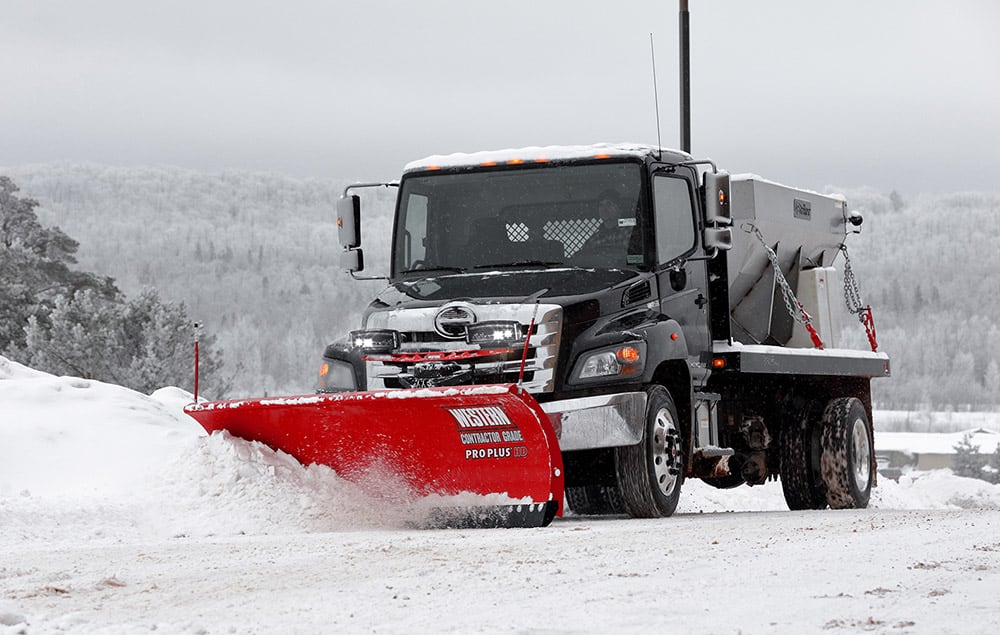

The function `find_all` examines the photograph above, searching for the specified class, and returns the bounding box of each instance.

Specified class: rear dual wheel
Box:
[614,385,684,518]
[779,400,828,510]
[820,397,873,509]
[780,396,873,510]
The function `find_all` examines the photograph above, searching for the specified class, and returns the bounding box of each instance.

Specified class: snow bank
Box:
[153,430,415,537]
[0,368,196,499]
[0,357,461,543]
[2,355,999,550]
[872,469,1000,510]
[674,469,1000,515]
[0,355,49,380]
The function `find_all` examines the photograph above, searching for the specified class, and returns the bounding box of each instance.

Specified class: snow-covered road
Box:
[2,357,999,634]
[4,508,998,634]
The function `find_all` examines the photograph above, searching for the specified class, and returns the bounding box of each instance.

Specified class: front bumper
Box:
[541,391,647,451]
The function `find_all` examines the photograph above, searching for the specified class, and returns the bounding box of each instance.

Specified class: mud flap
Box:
[184,384,564,528]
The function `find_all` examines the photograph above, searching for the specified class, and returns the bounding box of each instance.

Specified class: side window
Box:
[399,193,428,269]
[653,175,696,264]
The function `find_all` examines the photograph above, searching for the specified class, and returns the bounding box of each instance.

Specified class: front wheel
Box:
[819,397,873,509]
[614,385,685,518]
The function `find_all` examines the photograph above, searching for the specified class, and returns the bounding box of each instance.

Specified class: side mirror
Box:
[703,227,733,252]
[337,195,361,249]
[704,171,732,226]
[340,248,364,273]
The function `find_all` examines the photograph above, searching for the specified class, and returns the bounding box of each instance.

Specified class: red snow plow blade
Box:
[184,384,564,528]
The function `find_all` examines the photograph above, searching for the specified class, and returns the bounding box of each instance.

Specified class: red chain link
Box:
[799,302,824,350]
[862,306,878,352]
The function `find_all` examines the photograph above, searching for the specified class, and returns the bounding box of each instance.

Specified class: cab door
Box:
[651,170,711,357]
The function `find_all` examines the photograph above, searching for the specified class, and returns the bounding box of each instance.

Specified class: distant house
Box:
[876,428,999,476]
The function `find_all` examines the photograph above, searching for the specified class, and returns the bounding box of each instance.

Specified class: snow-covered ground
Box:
[2,356,998,634]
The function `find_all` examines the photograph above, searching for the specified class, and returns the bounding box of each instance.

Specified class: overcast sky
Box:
[3,1,998,194]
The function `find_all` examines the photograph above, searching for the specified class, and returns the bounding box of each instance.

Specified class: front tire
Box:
[614,385,685,518]
[819,397,873,509]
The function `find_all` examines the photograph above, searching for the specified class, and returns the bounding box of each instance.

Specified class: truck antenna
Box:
[649,33,663,159]
[679,0,691,153]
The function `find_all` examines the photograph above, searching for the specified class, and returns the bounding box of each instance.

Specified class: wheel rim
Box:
[650,407,681,497]
[850,416,871,489]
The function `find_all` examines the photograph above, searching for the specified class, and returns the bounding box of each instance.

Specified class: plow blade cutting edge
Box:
[183,384,564,528]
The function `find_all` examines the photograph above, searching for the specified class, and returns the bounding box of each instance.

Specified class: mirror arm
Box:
[342,182,399,197]
[678,158,718,173]
[349,271,389,281]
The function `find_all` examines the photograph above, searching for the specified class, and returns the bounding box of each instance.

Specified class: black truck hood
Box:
[374,268,639,306]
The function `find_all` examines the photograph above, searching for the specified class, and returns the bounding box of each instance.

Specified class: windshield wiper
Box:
[472,260,565,270]
[400,265,467,275]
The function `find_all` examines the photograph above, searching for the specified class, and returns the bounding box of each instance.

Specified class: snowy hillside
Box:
[6,165,1000,411]
[3,164,396,398]
[2,356,999,633]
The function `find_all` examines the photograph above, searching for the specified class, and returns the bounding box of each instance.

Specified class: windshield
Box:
[392,162,646,276]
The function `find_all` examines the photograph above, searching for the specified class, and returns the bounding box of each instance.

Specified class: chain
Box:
[745,224,802,324]
[839,244,879,352]
[840,244,865,316]
[744,223,824,349]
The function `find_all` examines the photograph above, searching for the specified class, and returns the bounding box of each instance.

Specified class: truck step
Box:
[694,446,734,457]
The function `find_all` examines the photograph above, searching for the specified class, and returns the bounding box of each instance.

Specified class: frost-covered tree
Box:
[952,433,984,480]
[14,288,228,396]
[3,175,228,395]
[0,176,116,351]
[988,445,1000,485]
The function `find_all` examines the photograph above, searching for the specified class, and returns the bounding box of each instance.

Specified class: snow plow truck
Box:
[186,143,890,527]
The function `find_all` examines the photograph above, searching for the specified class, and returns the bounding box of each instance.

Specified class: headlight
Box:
[466,321,524,347]
[317,359,358,392]
[349,329,400,354]
[573,343,646,382]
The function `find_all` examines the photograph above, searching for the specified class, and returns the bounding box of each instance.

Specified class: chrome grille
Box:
[364,303,562,394]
